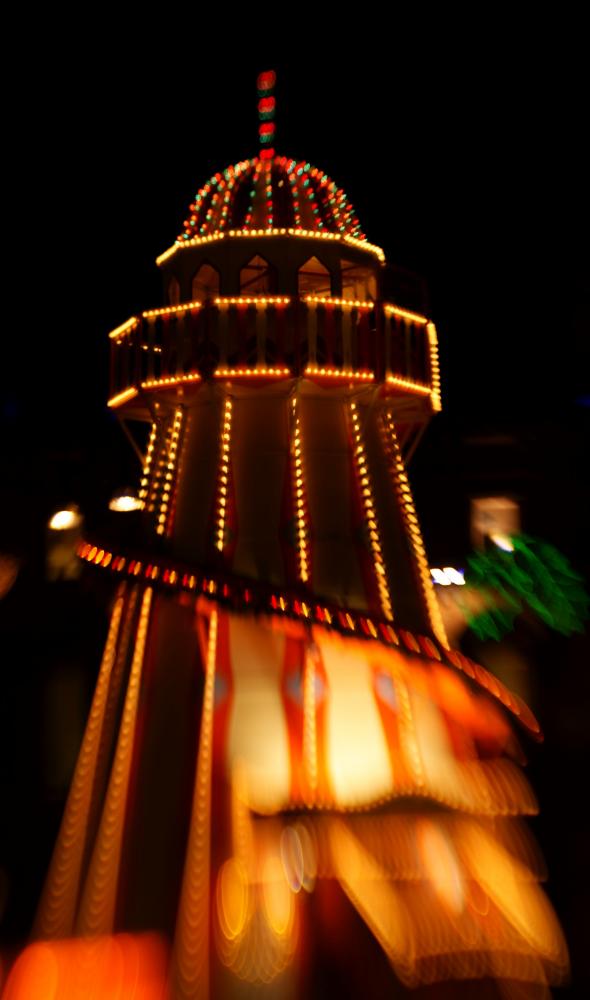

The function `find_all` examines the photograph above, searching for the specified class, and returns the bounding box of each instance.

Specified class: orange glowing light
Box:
[381,413,448,648]
[418,820,465,914]
[107,387,138,409]
[108,317,139,341]
[215,295,290,306]
[214,366,291,378]
[215,398,232,551]
[48,506,82,531]
[426,322,442,411]
[384,303,428,325]
[172,608,218,998]
[142,300,202,319]
[305,365,374,381]
[305,294,373,310]
[261,856,293,937]
[77,588,152,936]
[291,397,310,584]
[109,493,142,512]
[141,374,201,391]
[156,228,385,267]
[349,402,393,620]
[216,858,249,941]
[2,934,169,1000]
[280,826,305,893]
[385,374,431,395]
[279,824,316,894]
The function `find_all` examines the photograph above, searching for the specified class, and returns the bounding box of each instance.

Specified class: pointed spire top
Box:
[257,70,276,160]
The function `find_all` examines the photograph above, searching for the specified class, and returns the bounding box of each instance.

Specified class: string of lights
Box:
[138,423,157,505]
[426,322,442,412]
[156,228,385,266]
[160,408,184,537]
[349,402,394,621]
[76,587,153,936]
[291,397,311,584]
[172,608,218,998]
[215,397,233,553]
[380,412,448,648]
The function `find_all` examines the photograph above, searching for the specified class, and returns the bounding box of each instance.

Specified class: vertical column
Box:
[164,408,186,537]
[290,395,311,584]
[342,307,352,368]
[217,300,228,366]
[403,319,411,376]
[384,313,392,376]
[256,300,267,365]
[76,587,153,936]
[172,608,219,1000]
[307,300,317,366]
[146,317,156,380]
[34,585,127,939]
[349,401,394,621]
[302,643,318,803]
[381,412,448,647]
[427,322,442,412]
[215,396,233,553]
[157,408,184,537]
[138,422,157,507]
[145,417,170,521]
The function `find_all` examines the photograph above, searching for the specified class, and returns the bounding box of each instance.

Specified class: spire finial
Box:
[257,70,276,160]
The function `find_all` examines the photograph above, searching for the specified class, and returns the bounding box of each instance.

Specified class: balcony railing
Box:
[108,296,440,410]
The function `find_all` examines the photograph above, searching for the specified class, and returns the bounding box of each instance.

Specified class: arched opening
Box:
[340,260,377,302]
[239,255,276,294]
[191,263,220,302]
[167,276,180,305]
[297,256,332,297]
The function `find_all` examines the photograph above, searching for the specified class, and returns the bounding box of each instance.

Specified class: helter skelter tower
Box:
[35,74,567,998]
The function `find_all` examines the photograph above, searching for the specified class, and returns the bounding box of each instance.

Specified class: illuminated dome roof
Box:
[178,155,366,243]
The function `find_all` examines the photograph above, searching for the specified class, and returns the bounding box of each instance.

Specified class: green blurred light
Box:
[466,534,589,640]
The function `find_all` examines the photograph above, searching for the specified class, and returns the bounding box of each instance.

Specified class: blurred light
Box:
[280,826,305,892]
[442,567,465,585]
[281,823,316,893]
[0,554,19,599]
[2,933,169,999]
[431,567,465,586]
[48,507,82,531]
[296,823,317,891]
[107,387,138,409]
[157,229,385,265]
[418,820,464,914]
[490,533,515,552]
[471,496,520,550]
[257,70,276,92]
[216,859,249,940]
[262,855,293,936]
[109,492,142,513]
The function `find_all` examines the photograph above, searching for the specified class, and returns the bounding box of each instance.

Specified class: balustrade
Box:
[109,297,437,405]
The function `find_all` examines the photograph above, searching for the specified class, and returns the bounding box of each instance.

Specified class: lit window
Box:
[240,255,276,294]
[191,263,220,302]
[298,256,331,296]
[168,276,180,305]
[341,259,377,302]
[471,497,521,550]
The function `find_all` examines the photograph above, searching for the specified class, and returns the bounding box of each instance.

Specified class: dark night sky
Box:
[5,33,586,541]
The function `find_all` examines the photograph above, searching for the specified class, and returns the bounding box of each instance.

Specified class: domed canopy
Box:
[178,155,366,243]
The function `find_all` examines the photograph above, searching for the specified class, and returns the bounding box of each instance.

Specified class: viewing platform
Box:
[108,295,441,417]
